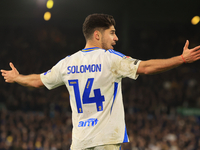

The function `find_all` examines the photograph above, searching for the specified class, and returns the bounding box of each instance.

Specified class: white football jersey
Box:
[40,48,141,150]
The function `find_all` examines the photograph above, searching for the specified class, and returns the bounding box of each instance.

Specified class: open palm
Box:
[182,40,200,63]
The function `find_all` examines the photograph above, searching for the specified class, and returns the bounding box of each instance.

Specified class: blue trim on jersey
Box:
[110,82,118,114]
[108,49,125,58]
[119,146,121,150]
[123,126,128,143]
[82,47,100,52]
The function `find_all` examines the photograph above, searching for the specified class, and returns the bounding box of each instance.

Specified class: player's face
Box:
[101,25,118,50]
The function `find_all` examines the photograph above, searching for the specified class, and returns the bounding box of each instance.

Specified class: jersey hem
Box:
[71,140,127,150]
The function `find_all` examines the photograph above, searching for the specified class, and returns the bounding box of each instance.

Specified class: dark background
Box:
[1,0,200,27]
[1,0,200,150]
[1,0,200,56]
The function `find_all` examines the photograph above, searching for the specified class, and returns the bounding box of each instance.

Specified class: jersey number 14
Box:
[68,78,105,113]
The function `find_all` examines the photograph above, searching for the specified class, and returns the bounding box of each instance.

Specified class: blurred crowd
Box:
[0,24,200,150]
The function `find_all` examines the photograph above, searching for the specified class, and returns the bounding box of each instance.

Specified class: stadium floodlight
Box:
[191,16,200,25]
[46,0,54,9]
[44,12,51,21]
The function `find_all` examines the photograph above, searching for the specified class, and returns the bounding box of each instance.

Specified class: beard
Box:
[101,42,109,50]
[101,37,114,50]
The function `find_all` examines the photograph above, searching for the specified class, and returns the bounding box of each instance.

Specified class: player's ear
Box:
[94,30,101,40]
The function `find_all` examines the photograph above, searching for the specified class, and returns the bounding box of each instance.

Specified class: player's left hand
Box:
[182,40,200,63]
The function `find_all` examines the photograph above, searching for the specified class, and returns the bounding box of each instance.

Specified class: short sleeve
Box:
[40,59,65,90]
[115,56,141,79]
[108,50,141,80]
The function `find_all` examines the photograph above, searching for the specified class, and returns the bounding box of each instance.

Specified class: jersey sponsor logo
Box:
[78,118,98,127]
[67,64,101,74]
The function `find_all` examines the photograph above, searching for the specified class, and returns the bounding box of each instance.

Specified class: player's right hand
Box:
[1,62,19,83]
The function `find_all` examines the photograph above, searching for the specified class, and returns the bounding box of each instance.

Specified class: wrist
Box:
[181,55,186,63]
[14,73,20,83]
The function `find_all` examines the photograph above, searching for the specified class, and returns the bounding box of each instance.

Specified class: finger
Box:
[2,73,6,77]
[190,53,200,62]
[194,53,200,59]
[191,48,200,55]
[1,70,6,73]
[192,45,200,52]
[184,40,189,50]
[1,70,7,75]
[9,62,15,70]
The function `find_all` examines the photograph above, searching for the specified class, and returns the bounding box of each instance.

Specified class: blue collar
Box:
[82,47,100,52]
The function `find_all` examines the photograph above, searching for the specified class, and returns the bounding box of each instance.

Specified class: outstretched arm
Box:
[137,40,200,75]
[1,62,44,88]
